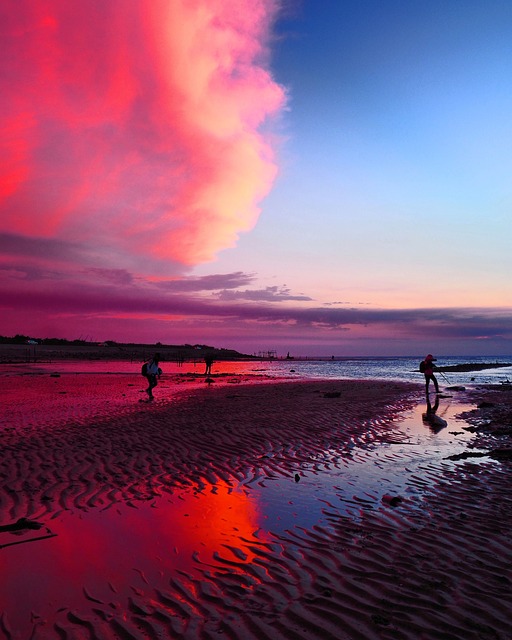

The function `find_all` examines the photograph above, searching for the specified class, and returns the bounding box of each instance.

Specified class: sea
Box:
[254,355,512,386]
[10,354,512,387]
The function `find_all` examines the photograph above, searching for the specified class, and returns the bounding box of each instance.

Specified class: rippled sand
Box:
[0,370,511,639]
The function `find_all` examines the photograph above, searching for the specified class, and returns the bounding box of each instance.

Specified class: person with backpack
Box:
[142,353,162,400]
[420,354,440,395]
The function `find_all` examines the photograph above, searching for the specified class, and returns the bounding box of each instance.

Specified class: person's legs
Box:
[146,374,157,398]
[425,373,440,394]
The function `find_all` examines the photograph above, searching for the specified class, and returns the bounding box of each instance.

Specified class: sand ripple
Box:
[1,376,511,638]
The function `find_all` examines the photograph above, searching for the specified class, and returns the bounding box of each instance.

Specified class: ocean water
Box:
[8,354,512,387]
[253,355,512,386]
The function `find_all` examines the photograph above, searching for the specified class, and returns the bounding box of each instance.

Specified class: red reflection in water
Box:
[1,359,267,377]
[0,483,263,635]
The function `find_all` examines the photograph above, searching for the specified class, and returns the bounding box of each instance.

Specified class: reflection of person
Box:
[204,354,214,376]
[422,394,447,432]
[424,393,439,419]
[422,354,440,395]
[145,353,162,400]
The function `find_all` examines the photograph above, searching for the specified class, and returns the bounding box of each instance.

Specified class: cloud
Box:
[0,1,286,267]
[0,232,88,264]
[216,285,312,302]
[84,268,134,286]
[0,232,185,277]
[154,272,255,292]
[323,300,372,306]
[0,262,511,345]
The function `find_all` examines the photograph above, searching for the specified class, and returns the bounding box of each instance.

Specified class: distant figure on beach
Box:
[420,354,440,395]
[204,354,214,376]
[144,353,162,400]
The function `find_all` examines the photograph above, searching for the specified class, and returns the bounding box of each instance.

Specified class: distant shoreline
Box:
[1,343,511,373]
[0,342,257,364]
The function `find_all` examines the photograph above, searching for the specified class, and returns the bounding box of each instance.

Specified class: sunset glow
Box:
[0,0,284,263]
[1,0,512,355]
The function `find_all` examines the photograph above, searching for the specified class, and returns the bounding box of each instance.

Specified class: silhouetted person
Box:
[421,353,440,395]
[204,354,214,376]
[145,353,162,400]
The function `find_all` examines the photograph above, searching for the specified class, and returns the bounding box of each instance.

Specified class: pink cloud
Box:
[0,0,285,265]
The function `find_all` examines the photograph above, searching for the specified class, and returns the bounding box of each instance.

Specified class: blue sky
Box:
[193,0,512,355]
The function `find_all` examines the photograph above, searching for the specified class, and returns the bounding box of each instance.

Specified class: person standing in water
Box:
[421,353,440,395]
[144,353,162,400]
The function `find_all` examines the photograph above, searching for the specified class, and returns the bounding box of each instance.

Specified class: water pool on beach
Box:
[244,394,485,531]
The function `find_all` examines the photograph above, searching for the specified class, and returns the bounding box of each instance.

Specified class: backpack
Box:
[141,362,148,376]
[419,360,426,373]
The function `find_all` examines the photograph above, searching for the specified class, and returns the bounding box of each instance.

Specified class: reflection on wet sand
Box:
[0,482,264,637]
[422,393,448,433]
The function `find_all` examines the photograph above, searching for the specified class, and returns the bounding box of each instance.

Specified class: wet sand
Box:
[0,370,511,639]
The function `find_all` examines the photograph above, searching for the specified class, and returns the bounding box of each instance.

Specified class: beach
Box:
[1,368,511,639]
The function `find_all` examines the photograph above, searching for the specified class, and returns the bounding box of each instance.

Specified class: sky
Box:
[1,0,511,357]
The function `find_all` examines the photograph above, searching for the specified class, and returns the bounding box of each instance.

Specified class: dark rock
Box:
[371,614,391,626]
[446,451,487,461]
[382,494,402,507]
[0,517,44,533]
[489,448,512,462]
